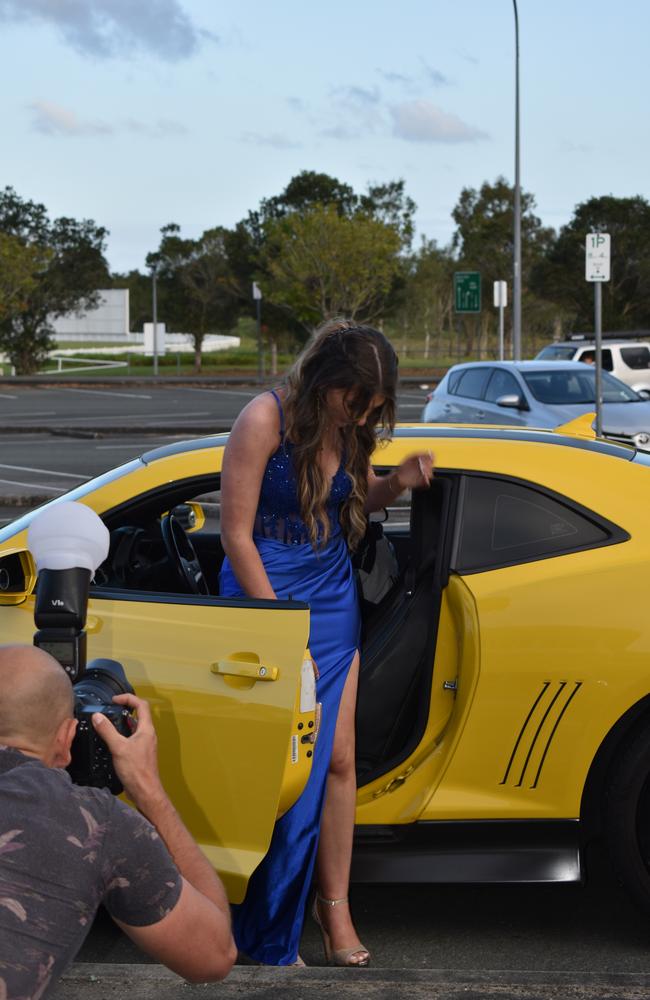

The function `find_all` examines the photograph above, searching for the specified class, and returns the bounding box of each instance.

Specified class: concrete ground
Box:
[52,964,650,1000]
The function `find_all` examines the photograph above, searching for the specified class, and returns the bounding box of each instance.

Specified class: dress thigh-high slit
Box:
[219,532,360,965]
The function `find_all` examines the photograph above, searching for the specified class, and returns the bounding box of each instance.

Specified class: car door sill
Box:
[350,819,582,884]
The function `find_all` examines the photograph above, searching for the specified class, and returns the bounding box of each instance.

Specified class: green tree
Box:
[261,204,403,329]
[396,239,454,359]
[451,177,555,356]
[0,234,51,323]
[0,187,108,374]
[533,195,650,333]
[147,224,239,372]
[229,171,417,356]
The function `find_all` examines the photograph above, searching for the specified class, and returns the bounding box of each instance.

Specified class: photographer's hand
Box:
[92,693,164,812]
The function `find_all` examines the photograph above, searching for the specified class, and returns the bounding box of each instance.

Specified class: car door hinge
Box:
[372,765,415,799]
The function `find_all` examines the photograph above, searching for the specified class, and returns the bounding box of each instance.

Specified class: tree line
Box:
[1,173,650,374]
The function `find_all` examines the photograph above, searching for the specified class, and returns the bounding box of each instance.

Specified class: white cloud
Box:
[0,0,216,61]
[390,100,488,143]
[29,100,112,136]
[29,101,188,138]
[241,132,301,150]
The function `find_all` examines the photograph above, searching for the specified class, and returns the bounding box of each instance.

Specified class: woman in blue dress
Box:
[219,320,433,966]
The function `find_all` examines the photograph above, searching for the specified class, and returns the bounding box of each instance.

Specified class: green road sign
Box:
[454,272,481,313]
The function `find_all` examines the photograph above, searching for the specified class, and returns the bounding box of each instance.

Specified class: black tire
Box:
[605,726,650,915]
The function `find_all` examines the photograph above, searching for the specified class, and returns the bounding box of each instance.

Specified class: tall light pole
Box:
[151,262,159,377]
[512,0,522,360]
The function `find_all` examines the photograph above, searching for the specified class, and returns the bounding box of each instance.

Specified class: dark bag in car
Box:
[352,518,399,607]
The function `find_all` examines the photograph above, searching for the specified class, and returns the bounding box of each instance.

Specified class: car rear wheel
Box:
[605,726,650,914]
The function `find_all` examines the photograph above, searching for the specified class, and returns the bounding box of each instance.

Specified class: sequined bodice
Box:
[254,392,352,545]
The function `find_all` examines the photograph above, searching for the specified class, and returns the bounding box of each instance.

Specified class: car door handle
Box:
[211,660,279,682]
[476,411,486,419]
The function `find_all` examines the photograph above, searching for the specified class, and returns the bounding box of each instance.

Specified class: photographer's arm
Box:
[92,696,236,983]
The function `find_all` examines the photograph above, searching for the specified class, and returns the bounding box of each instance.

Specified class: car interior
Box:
[90,470,454,787]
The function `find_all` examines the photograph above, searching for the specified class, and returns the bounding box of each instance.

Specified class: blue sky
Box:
[1,0,648,273]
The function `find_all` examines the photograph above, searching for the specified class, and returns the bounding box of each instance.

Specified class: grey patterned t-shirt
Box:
[0,747,182,999]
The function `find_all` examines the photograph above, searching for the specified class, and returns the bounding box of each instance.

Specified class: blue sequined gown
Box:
[219,390,361,965]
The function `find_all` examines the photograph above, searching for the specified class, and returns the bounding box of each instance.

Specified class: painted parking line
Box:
[28,410,213,423]
[0,393,17,400]
[95,442,175,450]
[182,388,257,397]
[0,412,57,419]
[0,478,68,493]
[0,464,90,479]
[51,388,153,400]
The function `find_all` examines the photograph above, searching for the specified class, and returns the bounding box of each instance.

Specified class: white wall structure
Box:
[50,289,129,339]
[143,322,167,356]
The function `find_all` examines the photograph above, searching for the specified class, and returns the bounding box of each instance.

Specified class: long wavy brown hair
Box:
[283,318,398,550]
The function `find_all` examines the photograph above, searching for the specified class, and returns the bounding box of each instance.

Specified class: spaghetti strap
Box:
[269,389,285,441]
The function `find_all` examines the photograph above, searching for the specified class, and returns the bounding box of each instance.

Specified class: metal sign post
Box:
[252,281,263,380]
[493,281,508,360]
[585,233,611,437]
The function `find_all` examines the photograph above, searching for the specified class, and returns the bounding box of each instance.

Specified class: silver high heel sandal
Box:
[312,894,370,967]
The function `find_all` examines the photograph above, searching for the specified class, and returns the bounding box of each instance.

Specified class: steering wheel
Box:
[160,514,209,596]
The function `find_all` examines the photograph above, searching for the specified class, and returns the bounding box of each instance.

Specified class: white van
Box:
[536,340,650,393]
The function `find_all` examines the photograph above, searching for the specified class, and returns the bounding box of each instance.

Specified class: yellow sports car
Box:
[2,419,650,911]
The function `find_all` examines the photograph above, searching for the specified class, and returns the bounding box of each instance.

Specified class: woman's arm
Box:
[220,394,281,600]
[365,452,434,513]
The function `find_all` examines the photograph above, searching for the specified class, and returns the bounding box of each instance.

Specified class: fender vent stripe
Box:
[501,681,583,789]
[500,681,550,786]
[530,682,582,789]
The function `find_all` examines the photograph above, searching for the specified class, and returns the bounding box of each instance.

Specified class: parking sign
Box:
[586,234,611,282]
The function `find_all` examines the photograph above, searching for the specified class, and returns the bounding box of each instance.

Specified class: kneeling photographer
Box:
[0,500,236,998]
[0,644,236,997]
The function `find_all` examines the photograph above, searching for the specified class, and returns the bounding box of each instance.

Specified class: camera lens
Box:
[73,658,134,709]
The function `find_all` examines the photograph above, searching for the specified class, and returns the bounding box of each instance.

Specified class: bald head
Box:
[0,645,74,753]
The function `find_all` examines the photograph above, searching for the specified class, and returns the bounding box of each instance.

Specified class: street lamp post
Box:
[512,0,522,360]
[151,263,159,377]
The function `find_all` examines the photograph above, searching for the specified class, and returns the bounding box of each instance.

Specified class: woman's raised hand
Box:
[395,451,435,491]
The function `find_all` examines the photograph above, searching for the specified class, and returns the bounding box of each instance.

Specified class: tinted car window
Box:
[446,369,463,395]
[485,369,521,403]
[453,476,611,573]
[523,369,640,404]
[621,346,650,370]
[455,368,490,400]
[536,345,577,361]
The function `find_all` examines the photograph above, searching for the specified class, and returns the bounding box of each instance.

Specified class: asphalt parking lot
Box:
[0,382,432,519]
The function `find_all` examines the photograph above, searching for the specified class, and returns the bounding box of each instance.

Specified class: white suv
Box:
[536,340,650,393]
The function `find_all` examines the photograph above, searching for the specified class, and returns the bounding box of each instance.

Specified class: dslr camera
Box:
[28,503,135,795]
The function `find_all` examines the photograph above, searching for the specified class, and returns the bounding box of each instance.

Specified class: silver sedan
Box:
[421,360,650,452]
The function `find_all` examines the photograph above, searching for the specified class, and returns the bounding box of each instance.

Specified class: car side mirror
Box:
[496,393,529,411]
[169,502,206,533]
[638,389,650,400]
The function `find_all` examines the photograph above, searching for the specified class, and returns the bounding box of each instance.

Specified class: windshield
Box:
[523,369,642,405]
[536,345,577,361]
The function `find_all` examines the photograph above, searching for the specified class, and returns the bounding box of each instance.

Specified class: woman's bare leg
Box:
[315,651,367,960]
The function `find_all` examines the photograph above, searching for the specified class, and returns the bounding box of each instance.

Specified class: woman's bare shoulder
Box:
[228,391,282,450]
